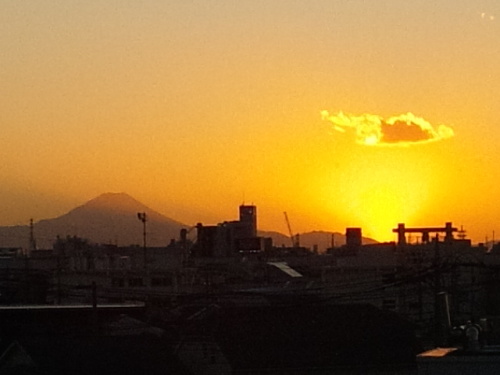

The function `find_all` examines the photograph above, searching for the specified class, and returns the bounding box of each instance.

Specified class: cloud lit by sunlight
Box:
[321,111,454,147]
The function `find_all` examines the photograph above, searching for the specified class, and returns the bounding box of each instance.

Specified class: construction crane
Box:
[283,212,299,248]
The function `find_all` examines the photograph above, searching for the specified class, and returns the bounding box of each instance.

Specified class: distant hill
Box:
[259,230,378,253]
[0,193,378,251]
[0,193,188,249]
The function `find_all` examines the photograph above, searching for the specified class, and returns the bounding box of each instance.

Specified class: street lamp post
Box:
[137,212,147,271]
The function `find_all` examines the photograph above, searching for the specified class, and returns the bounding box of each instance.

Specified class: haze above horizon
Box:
[1,1,499,243]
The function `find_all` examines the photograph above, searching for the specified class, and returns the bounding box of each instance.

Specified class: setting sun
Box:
[318,149,433,242]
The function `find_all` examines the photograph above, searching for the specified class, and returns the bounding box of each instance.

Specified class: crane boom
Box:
[283,212,299,247]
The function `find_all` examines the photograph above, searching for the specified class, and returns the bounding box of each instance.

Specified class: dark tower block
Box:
[346,227,362,248]
[239,205,257,238]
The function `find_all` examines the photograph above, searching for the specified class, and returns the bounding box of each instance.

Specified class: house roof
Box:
[180,301,418,371]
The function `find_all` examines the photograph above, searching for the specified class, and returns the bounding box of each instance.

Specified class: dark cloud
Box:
[321,111,454,147]
[381,120,431,143]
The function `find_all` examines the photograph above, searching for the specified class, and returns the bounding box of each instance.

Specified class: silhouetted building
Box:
[238,205,257,238]
[195,224,218,257]
[393,222,458,246]
[192,205,267,258]
[0,304,186,375]
[346,227,362,248]
[176,301,418,374]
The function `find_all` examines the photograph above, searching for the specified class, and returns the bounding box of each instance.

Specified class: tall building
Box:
[346,227,362,248]
[239,205,257,238]
[193,205,265,257]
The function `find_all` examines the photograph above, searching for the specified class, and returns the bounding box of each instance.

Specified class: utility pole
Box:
[433,234,448,346]
[137,212,147,271]
[29,218,37,252]
[25,218,36,303]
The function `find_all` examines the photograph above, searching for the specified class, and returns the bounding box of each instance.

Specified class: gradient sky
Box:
[1,0,499,243]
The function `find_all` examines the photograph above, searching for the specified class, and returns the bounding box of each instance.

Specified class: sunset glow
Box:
[1,1,500,244]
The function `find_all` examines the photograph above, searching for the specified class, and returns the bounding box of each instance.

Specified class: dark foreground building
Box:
[0,304,188,375]
[175,299,419,374]
[0,299,418,375]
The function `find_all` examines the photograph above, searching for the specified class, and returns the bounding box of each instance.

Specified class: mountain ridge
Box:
[40,192,186,227]
[259,229,378,251]
[0,193,378,251]
[0,193,188,249]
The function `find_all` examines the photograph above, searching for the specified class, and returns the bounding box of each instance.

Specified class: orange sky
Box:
[1,1,500,243]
